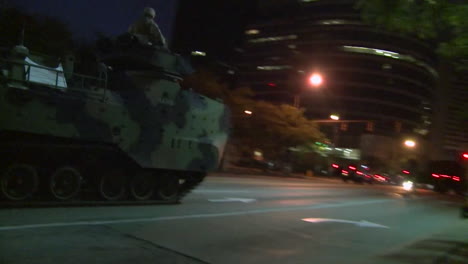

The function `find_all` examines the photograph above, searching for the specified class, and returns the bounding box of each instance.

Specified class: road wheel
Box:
[129,172,155,201]
[155,172,179,201]
[49,166,82,200]
[99,168,127,201]
[1,163,38,201]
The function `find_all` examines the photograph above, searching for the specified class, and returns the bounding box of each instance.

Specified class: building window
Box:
[256,65,291,71]
[245,29,260,35]
[249,35,298,43]
[341,45,438,78]
[317,19,361,25]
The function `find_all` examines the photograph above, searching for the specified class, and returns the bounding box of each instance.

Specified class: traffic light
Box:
[340,122,348,131]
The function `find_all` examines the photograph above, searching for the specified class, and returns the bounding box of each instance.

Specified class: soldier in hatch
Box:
[128,7,167,48]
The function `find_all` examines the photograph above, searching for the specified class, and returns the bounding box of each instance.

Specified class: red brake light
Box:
[267,82,276,87]
[356,171,363,175]
[432,173,439,178]
[332,164,339,168]
[349,166,356,170]
[452,176,460,181]
[462,153,468,159]
[402,170,410,174]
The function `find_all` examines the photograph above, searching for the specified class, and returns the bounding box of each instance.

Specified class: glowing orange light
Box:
[404,140,416,148]
[309,73,323,86]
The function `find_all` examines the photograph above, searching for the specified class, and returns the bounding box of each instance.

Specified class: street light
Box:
[309,73,323,87]
[294,72,324,108]
[404,139,416,148]
[244,110,253,115]
[330,114,339,120]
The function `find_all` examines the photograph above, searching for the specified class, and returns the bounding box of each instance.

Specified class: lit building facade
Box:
[431,70,468,160]
[237,0,437,154]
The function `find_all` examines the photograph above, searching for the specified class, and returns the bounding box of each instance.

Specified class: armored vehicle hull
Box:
[0,38,229,204]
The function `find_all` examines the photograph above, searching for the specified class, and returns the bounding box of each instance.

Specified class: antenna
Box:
[19,21,25,46]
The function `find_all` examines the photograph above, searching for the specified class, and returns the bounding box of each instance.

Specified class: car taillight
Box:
[453,176,460,182]
[332,164,339,168]
[431,173,439,178]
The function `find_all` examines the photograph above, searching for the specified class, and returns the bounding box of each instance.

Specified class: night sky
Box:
[9,0,178,43]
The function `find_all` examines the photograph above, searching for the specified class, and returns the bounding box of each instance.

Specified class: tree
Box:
[182,69,325,160]
[356,0,468,125]
[356,0,468,68]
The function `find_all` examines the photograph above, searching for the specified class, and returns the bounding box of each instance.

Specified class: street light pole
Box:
[293,94,301,108]
[293,72,323,108]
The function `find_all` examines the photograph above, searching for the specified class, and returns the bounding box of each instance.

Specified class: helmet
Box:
[143,7,156,19]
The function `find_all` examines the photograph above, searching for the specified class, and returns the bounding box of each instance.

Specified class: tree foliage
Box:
[356,0,468,65]
[357,0,468,121]
[183,69,325,160]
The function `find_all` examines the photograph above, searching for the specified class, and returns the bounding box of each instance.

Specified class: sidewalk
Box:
[368,220,468,264]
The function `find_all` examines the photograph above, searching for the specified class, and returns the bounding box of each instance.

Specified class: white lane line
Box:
[193,189,251,193]
[208,197,256,203]
[0,198,393,231]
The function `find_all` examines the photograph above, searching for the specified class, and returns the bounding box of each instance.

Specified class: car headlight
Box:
[402,181,413,191]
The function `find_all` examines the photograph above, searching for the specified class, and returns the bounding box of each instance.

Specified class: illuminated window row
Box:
[249,34,297,43]
[245,29,260,35]
[341,45,438,78]
[256,65,292,71]
[191,51,206,56]
[317,19,362,25]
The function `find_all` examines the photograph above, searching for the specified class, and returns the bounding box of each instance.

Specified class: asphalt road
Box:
[0,174,467,264]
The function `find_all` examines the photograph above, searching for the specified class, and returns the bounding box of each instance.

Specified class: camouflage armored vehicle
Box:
[0,33,229,203]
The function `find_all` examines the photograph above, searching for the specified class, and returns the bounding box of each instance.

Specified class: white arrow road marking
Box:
[208,197,256,203]
[302,218,390,228]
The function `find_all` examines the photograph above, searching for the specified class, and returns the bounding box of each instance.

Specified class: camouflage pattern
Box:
[0,36,229,173]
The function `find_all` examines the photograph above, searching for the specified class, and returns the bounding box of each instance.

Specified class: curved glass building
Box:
[237,0,436,139]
